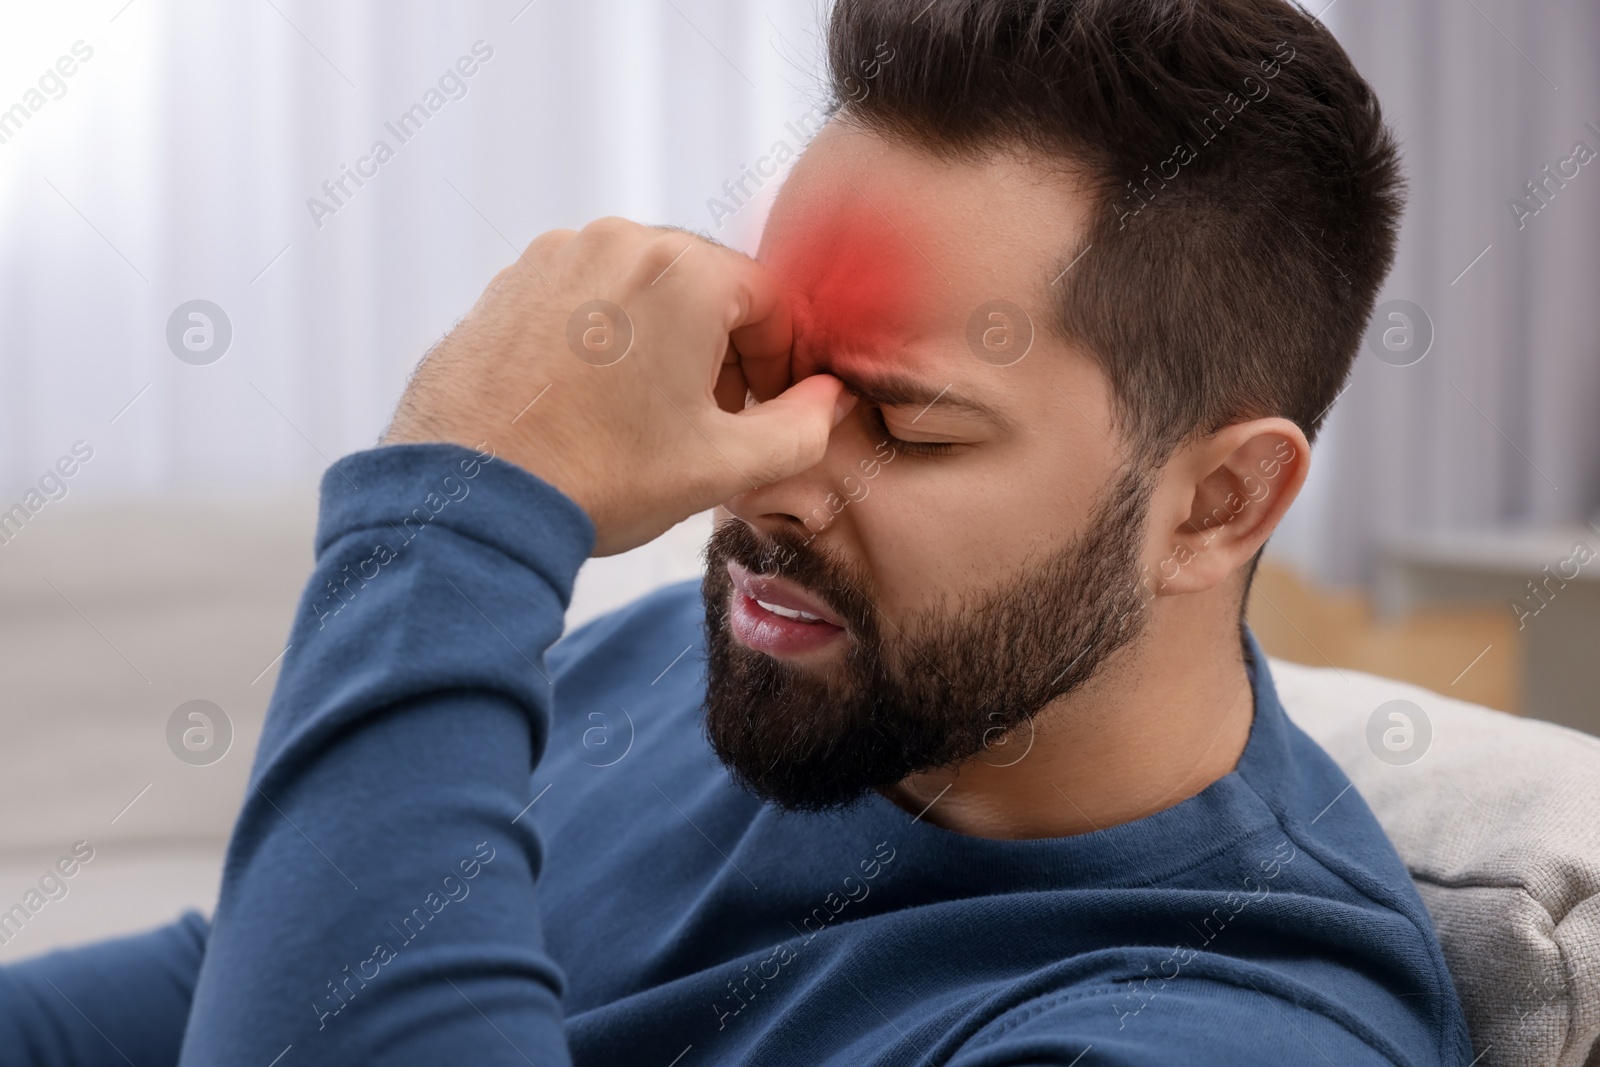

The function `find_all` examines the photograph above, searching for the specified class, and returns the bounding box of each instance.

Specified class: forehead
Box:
[757,122,1090,382]
[760,160,934,359]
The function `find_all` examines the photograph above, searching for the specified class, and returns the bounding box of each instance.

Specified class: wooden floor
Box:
[1247,561,1521,714]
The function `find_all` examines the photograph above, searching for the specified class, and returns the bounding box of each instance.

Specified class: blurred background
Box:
[1,0,1596,961]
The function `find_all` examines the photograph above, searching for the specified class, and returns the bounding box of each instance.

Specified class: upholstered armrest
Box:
[1273,657,1600,1067]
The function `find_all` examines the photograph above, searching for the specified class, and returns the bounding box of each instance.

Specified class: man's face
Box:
[702,122,1156,811]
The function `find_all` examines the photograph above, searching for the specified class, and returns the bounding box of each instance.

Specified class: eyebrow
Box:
[820,365,1010,429]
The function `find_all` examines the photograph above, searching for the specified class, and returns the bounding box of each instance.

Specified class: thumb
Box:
[722,374,856,486]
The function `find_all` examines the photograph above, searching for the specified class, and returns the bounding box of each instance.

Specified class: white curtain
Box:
[1273,0,1600,584]
[5,0,1596,589]
[0,0,827,501]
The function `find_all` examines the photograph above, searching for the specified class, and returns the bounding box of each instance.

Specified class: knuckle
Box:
[580,215,637,245]
[632,232,698,286]
[523,227,574,261]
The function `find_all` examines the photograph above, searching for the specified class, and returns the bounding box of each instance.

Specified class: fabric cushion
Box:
[1272,657,1600,1067]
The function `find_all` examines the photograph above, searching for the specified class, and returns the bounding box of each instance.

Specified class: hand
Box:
[383,217,855,556]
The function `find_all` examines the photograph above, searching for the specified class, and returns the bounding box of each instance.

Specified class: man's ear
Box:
[1143,417,1310,597]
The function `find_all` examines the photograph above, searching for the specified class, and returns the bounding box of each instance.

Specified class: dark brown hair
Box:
[826,0,1405,462]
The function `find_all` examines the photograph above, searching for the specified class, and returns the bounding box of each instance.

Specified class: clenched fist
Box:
[383,217,854,555]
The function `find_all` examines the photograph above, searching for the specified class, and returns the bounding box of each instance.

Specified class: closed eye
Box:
[868,407,959,457]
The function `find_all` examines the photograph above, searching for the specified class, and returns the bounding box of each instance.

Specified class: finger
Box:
[699,250,791,403]
[729,287,793,403]
[713,357,749,413]
[716,374,856,487]
[629,234,791,401]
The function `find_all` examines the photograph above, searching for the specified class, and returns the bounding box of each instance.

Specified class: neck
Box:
[879,595,1257,840]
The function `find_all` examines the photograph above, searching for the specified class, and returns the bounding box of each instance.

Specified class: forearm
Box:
[179,443,594,1066]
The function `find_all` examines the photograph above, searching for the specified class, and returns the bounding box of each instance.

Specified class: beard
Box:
[700,464,1157,812]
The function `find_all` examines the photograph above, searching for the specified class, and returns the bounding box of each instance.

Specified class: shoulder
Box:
[950,966,1449,1067]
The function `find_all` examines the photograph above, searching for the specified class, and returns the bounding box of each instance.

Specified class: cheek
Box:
[854,442,1117,617]
[844,460,1036,614]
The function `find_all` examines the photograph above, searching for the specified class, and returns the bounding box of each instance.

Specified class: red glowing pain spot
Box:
[764,184,941,377]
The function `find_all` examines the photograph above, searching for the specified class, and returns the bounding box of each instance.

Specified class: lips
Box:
[725,560,847,658]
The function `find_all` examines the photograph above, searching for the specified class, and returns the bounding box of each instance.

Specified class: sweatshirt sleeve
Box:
[0,911,208,1067]
[178,442,595,1066]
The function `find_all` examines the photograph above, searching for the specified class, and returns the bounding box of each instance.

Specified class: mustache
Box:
[704,519,882,642]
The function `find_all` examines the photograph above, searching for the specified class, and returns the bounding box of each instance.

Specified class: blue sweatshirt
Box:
[0,443,1471,1065]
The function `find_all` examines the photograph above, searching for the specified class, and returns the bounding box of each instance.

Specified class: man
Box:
[0,0,1472,1063]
